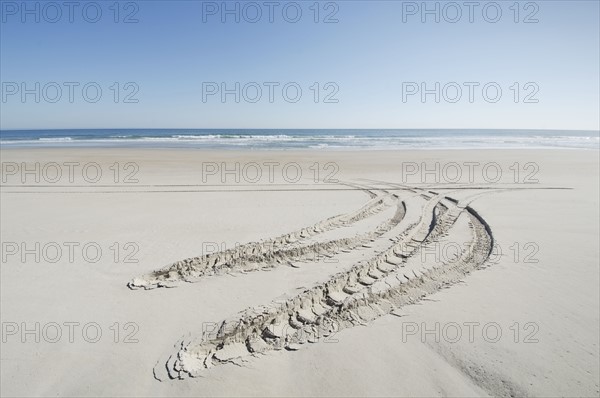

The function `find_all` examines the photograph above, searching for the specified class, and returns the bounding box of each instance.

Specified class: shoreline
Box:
[2,129,598,151]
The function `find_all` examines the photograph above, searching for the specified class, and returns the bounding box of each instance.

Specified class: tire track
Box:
[150,185,494,380]
[129,183,399,289]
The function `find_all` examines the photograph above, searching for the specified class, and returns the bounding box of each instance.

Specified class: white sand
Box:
[1,148,598,397]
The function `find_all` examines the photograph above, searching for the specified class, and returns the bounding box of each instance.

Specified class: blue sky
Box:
[1,0,599,130]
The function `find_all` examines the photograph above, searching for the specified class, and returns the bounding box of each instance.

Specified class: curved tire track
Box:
[129,182,398,289]
[149,184,495,380]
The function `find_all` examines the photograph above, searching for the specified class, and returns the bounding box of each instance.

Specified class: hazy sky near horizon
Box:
[1,0,599,130]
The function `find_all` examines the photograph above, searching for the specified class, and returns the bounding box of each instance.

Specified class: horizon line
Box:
[2,128,599,132]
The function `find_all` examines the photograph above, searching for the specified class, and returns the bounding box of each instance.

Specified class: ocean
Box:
[0,129,598,150]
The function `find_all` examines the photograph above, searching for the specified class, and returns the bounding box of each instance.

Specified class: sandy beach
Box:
[0,147,598,397]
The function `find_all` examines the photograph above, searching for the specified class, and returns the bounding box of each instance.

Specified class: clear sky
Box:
[1,0,599,130]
